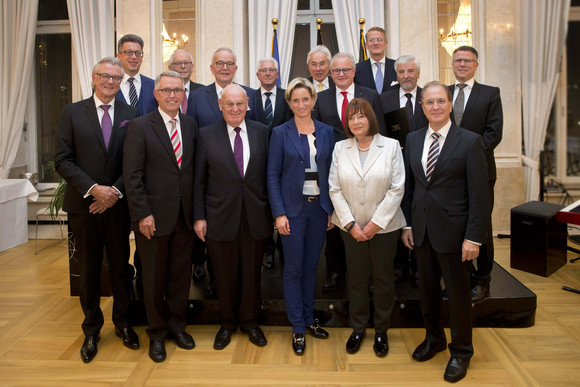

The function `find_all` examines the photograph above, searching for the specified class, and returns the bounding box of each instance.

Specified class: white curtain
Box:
[0,0,39,178]
[521,0,570,201]
[248,0,298,88]
[67,0,115,99]
[331,0,384,61]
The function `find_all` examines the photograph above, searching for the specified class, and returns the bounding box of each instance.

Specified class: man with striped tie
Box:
[124,71,198,363]
[400,81,489,383]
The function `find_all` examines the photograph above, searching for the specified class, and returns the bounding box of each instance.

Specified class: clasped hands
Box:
[349,221,380,242]
[88,185,120,214]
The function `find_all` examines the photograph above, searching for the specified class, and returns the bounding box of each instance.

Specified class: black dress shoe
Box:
[444,356,470,383]
[262,252,275,270]
[322,272,344,292]
[80,335,99,363]
[373,334,389,357]
[192,264,206,283]
[292,333,305,355]
[214,327,235,350]
[171,331,195,350]
[115,327,140,349]
[346,331,365,354]
[149,339,166,363]
[306,319,329,339]
[247,327,267,347]
[471,283,490,304]
[412,340,447,362]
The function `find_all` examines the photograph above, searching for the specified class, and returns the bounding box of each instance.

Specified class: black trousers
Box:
[69,204,131,337]
[473,180,495,285]
[324,226,346,276]
[415,232,473,360]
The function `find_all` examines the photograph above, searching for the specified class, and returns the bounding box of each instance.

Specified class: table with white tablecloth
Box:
[0,179,39,252]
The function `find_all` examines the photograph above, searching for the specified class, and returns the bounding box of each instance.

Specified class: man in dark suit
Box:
[253,57,292,270]
[354,27,397,93]
[115,34,157,115]
[306,45,335,92]
[189,47,256,128]
[449,46,503,302]
[312,52,386,291]
[401,81,489,383]
[168,48,207,284]
[55,57,140,363]
[124,71,198,363]
[380,55,429,147]
[194,84,272,350]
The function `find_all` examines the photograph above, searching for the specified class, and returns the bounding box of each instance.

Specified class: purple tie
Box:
[405,93,413,122]
[234,127,244,178]
[101,104,112,148]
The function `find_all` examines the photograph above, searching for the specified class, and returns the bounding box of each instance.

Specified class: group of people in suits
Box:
[54,25,502,383]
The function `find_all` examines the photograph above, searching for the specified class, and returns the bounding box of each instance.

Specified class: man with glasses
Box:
[449,46,503,303]
[306,45,335,92]
[355,26,397,94]
[115,34,157,116]
[401,81,489,383]
[189,47,256,128]
[252,57,291,270]
[124,71,199,362]
[312,52,385,292]
[55,57,140,363]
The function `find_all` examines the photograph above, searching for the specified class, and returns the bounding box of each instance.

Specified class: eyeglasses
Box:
[213,61,236,69]
[453,59,477,64]
[423,98,449,107]
[258,68,278,73]
[368,38,385,43]
[120,50,144,57]
[157,88,185,96]
[223,101,247,109]
[96,73,123,83]
[171,61,193,67]
[331,68,352,75]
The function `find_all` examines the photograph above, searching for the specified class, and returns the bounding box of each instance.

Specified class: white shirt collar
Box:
[455,78,475,89]
[123,73,141,84]
[336,82,355,95]
[227,120,247,134]
[399,86,418,98]
[93,94,115,109]
[158,107,179,123]
[260,86,276,97]
[428,119,452,139]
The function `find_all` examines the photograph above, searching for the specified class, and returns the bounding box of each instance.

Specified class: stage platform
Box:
[130,254,537,329]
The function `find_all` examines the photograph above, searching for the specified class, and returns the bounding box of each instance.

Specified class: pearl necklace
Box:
[356,141,371,152]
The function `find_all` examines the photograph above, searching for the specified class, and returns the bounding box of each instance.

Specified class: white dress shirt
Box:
[335,83,355,119]
[399,86,418,111]
[421,120,451,173]
[370,57,386,80]
[452,78,475,110]
[260,86,276,115]
[119,73,142,104]
[227,121,250,175]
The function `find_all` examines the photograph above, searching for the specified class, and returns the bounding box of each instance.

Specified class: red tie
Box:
[340,91,348,128]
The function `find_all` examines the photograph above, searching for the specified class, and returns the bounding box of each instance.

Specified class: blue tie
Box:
[374,62,384,92]
[264,92,274,128]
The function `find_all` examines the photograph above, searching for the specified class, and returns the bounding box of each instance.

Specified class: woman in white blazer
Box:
[329,98,406,357]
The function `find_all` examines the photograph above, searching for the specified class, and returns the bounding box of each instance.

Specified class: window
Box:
[161,0,197,80]
[289,0,338,79]
[437,0,472,85]
[543,6,580,187]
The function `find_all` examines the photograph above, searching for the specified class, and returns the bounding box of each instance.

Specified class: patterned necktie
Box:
[426,132,441,182]
[181,87,188,114]
[375,62,384,92]
[101,104,112,149]
[453,83,468,125]
[318,82,324,92]
[340,91,349,128]
[234,127,244,178]
[128,77,138,107]
[405,93,413,122]
[264,91,274,128]
[170,118,182,168]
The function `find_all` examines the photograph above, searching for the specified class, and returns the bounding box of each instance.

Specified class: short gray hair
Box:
[212,47,237,64]
[395,55,421,71]
[306,45,331,64]
[154,71,185,89]
[256,57,279,71]
[421,80,452,103]
[169,49,193,65]
[330,52,355,69]
[92,57,123,76]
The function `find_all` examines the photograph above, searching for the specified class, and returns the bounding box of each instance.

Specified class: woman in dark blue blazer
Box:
[267,78,334,355]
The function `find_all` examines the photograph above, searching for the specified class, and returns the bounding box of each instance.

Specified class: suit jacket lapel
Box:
[207,83,223,121]
[178,112,192,168]
[152,110,180,170]
[286,118,304,161]
[344,138,364,178]
[461,81,480,125]
[362,136,383,176]
[84,98,107,153]
[215,120,241,178]
[431,124,461,182]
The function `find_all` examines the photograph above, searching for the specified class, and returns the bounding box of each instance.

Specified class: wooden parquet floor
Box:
[0,238,579,386]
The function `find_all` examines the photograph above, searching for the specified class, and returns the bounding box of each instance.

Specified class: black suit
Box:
[450,81,503,286]
[355,58,398,93]
[183,80,204,116]
[123,109,198,340]
[312,85,386,143]
[252,86,292,130]
[380,86,429,147]
[55,97,139,337]
[194,119,272,330]
[402,123,489,360]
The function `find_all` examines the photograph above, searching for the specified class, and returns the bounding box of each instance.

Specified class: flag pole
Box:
[271,18,281,87]
[358,18,367,62]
